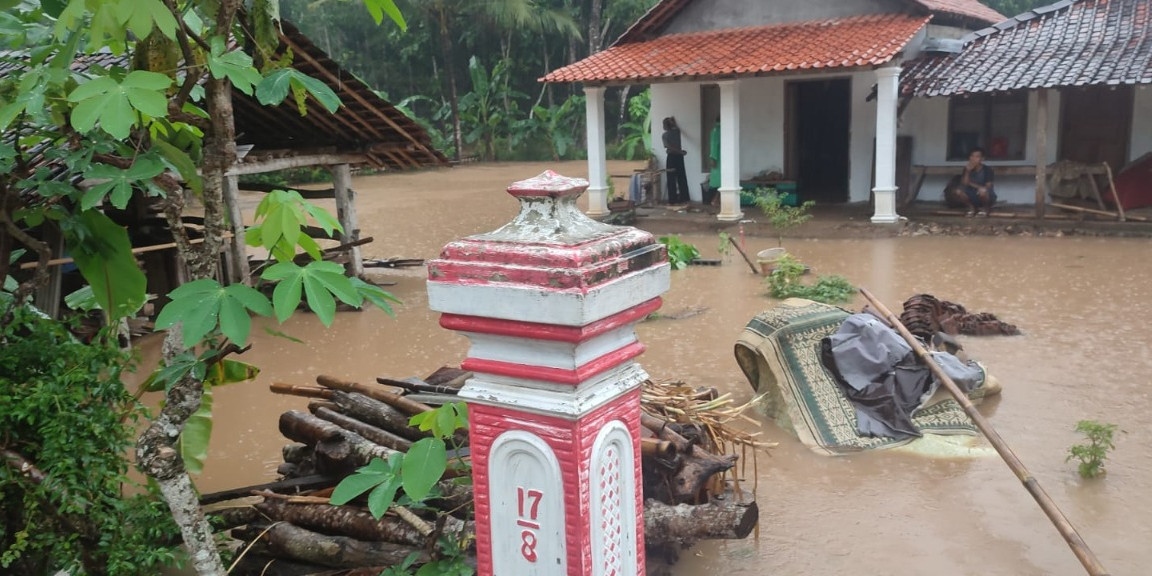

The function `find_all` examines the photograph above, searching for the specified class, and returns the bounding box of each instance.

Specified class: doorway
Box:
[1059,85,1132,169]
[786,78,851,203]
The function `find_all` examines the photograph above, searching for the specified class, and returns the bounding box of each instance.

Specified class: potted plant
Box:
[752,187,814,275]
[606,177,634,212]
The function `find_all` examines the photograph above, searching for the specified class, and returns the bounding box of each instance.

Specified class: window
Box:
[947,93,1028,161]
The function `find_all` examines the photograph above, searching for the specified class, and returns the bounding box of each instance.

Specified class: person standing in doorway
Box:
[662,117,690,205]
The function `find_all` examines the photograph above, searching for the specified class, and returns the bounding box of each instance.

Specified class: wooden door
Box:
[1059,86,1132,169]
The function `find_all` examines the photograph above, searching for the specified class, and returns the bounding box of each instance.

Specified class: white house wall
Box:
[650,70,884,204]
[899,90,1062,205]
[1132,85,1152,160]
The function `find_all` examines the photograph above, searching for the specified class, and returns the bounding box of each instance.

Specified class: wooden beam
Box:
[19,233,233,270]
[222,175,251,285]
[226,154,369,176]
[279,35,439,165]
[330,164,363,277]
[1035,89,1049,218]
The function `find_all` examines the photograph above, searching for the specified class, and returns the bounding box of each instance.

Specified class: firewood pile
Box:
[203,368,763,575]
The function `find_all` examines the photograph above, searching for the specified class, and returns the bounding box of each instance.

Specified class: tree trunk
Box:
[642,497,760,547]
[327,391,429,441]
[437,7,463,161]
[254,500,445,547]
[588,0,604,55]
[256,522,428,568]
[310,405,414,452]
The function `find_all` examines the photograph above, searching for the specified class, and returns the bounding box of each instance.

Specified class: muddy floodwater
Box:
[186,161,1150,575]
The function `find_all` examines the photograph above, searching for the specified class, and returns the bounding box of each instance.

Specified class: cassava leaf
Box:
[400,438,446,502]
[178,388,213,475]
[64,210,146,320]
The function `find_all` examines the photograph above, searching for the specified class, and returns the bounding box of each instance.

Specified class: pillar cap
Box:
[428,171,666,293]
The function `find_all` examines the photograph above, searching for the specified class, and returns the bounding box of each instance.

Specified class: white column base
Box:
[586,186,610,217]
[717,188,744,221]
[870,186,900,224]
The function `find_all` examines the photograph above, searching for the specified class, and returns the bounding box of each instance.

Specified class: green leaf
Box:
[362,0,406,29]
[152,138,203,196]
[255,68,340,114]
[153,278,272,347]
[263,262,304,322]
[401,438,446,502]
[204,359,260,387]
[303,203,342,237]
[302,269,336,325]
[205,36,262,95]
[178,388,213,475]
[118,0,178,41]
[263,326,304,343]
[67,72,172,139]
[366,474,402,519]
[351,277,399,316]
[81,158,165,210]
[63,285,100,311]
[65,211,147,320]
[330,468,388,506]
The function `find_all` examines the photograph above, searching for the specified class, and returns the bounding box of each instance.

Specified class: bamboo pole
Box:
[1035,89,1049,219]
[859,288,1109,576]
[1103,162,1126,222]
[1049,202,1149,222]
[725,237,760,274]
[18,232,233,270]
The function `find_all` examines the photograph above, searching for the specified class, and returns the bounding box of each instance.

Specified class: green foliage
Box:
[717,231,733,261]
[512,95,583,161]
[66,70,172,139]
[1067,420,1119,479]
[984,0,1050,17]
[154,279,273,347]
[61,210,148,321]
[205,36,263,96]
[752,188,815,247]
[330,402,468,520]
[613,88,652,160]
[458,56,523,161]
[765,254,855,304]
[0,307,181,574]
[257,67,341,115]
[658,235,700,270]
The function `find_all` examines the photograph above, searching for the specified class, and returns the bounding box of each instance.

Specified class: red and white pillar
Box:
[427,171,669,576]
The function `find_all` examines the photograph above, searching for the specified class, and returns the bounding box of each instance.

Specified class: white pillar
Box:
[871,66,901,224]
[331,164,364,277]
[717,80,743,222]
[584,86,609,217]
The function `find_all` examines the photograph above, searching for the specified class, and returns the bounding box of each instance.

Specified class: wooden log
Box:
[206,505,260,531]
[270,382,334,400]
[199,474,339,505]
[254,499,431,547]
[642,497,759,547]
[640,412,738,502]
[257,522,427,568]
[329,391,430,442]
[282,444,312,464]
[278,410,345,445]
[641,438,676,459]
[318,375,432,415]
[307,400,340,414]
[276,463,299,476]
[311,405,413,452]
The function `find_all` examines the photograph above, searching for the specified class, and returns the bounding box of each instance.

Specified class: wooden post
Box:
[1035,89,1049,219]
[428,171,670,575]
[331,164,363,278]
[222,174,251,285]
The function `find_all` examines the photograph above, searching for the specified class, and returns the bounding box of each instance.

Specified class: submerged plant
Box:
[765,254,855,304]
[658,236,700,270]
[752,188,815,247]
[1067,420,1119,479]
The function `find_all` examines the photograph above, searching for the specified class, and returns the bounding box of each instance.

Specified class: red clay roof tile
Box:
[543,14,930,84]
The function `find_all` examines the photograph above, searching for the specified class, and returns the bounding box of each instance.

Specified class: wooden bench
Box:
[905,162,1117,216]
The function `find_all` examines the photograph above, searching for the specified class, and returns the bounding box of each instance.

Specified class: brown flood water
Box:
[177,161,1150,575]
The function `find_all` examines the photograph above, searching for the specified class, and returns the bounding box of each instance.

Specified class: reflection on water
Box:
[183,162,1149,576]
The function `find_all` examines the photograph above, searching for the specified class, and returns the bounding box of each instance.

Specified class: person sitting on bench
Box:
[945,147,996,217]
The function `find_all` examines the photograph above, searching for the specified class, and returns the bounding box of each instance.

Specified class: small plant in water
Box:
[717,231,733,261]
[765,253,855,304]
[752,188,815,247]
[658,235,700,270]
[1067,420,1119,479]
